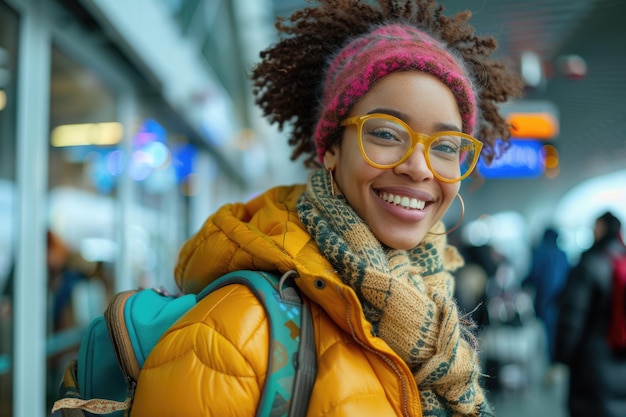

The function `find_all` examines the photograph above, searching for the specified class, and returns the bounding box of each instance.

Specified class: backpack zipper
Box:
[104,290,141,384]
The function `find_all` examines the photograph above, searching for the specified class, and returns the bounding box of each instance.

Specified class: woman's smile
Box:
[377,190,427,210]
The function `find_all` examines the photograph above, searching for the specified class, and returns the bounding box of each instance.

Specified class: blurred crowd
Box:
[454,211,626,417]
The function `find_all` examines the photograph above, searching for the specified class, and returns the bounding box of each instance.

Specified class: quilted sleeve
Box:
[131,284,269,417]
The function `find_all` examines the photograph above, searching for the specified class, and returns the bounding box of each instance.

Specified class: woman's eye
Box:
[431,138,461,154]
[370,128,400,142]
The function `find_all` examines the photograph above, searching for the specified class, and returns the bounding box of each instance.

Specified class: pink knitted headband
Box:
[314,23,477,162]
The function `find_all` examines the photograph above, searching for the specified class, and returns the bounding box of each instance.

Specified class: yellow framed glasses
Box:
[340,113,483,183]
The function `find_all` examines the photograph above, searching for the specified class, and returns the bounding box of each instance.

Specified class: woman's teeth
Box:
[380,192,425,210]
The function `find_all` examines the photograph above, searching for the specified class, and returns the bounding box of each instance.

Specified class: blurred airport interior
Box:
[0,0,625,416]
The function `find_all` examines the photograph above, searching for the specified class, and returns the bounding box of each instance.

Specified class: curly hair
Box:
[251,0,523,168]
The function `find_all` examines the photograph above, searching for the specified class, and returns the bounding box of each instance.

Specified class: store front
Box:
[45,41,201,408]
[2,1,248,416]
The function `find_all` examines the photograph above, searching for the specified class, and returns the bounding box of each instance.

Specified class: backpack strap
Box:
[197,270,316,417]
[52,269,317,417]
[287,281,316,417]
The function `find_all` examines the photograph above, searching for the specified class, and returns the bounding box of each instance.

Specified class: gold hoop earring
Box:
[327,167,336,196]
[428,193,465,236]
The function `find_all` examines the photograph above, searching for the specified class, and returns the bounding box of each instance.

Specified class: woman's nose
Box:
[392,144,434,181]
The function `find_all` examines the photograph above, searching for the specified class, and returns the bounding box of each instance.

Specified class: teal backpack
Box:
[52,270,316,417]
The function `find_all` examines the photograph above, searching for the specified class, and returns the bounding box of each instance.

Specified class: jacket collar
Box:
[174,184,369,337]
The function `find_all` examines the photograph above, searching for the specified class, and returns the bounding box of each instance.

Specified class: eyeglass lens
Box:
[359,117,477,181]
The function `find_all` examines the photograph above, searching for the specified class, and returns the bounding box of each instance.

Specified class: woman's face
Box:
[324,71,464,250]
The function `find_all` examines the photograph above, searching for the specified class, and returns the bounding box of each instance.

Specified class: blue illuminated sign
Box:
[172,143,197,183]
[477,139,545,179]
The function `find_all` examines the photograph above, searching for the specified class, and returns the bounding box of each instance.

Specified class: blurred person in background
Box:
[46,230,99,333]
[555,211,626,417]
[46,230,106,407]
[522,227,570,364]
[131,0,522,415]
[455,243,502,327]
[1,231,104,334]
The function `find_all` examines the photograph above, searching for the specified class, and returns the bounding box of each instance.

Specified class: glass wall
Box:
[123,112,193,292]
[44,42,199,407]
[0,2,19,415]
[46,44,120,406]
[2,1,247,414]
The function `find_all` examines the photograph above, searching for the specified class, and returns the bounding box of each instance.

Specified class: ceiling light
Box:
[51,122,123,147]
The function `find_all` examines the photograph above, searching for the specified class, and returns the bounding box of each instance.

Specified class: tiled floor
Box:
[488,364,569,417]
[478,316,570,417]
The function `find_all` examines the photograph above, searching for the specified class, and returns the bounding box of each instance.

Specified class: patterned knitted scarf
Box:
[297,169,492,416]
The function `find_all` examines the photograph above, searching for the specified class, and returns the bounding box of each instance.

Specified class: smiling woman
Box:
[130,1,523,416]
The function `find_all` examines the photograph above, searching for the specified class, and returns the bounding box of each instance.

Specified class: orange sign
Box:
[507,112,559,139]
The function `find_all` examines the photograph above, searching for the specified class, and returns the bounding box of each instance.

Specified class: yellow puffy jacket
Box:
[132,185,423,416]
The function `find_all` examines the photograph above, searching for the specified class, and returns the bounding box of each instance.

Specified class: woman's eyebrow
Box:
[366,107,410,121]
[433,122,462,133]
[367,108,462,133]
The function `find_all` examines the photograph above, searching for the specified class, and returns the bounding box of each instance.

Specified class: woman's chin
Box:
[376,229,428,250]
